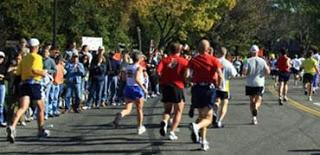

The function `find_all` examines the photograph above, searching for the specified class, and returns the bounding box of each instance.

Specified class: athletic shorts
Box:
[216,90,229,100]
[278,72,290,82]
[124,85,144,101]
[291,68,300,75]
[161,85,185,103]
[245,86,264,96]
[191,84,216,109]
[303,73,314,84]
[19,83,42,100]
[270,70,278,76]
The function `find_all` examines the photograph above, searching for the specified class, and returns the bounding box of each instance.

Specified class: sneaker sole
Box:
[159,121,166,137]
[189,123,198,143]
[6,128,15,143]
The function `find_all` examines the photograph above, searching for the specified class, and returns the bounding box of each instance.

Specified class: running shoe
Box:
[6,126,16,143]
[279,98,283,106]
[201,140,210,151]
[308,96,313,101]
[112,113,122,128]
[283,96,288,102]
[189,123,200,143]
[168,131,178,141]
[216,121,224,128]
[252,116,258,125]
[138,125,146,135]
[38,129,50,138]
[159,121,168,137]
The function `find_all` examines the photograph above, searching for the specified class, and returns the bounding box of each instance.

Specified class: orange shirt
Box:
[53,64,64,84]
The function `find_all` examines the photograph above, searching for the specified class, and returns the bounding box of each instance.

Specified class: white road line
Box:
[313,102,320,107]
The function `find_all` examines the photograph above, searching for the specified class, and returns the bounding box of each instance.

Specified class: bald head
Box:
[198,39,210,54]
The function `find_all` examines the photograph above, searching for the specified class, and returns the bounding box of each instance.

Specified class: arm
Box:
[47,60,57,75]
[216,67,224,88]
[135,66,148,94]
[264,61,271,75]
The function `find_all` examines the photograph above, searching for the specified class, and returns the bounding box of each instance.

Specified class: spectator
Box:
[64,53,85,113]
[0,51,8,127]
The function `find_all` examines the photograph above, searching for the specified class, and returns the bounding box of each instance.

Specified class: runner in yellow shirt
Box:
[7,38,49,143]
[302,51,319,101]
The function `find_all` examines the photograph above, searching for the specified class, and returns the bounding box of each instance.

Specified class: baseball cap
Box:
[0,51,5,58]
[250,45,259,53]
[72,53,79,57]
[29,38,40,47]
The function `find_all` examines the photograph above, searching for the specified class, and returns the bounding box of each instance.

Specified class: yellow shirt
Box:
[17,52,43,81]
[302,58,318,75]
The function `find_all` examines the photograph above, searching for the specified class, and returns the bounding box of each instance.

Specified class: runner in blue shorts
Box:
[112,51,148,135]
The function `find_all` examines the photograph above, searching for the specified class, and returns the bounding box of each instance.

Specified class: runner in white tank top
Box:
[112,51,148,135]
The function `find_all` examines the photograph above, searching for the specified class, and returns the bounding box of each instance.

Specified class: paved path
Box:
[0,78,320,155]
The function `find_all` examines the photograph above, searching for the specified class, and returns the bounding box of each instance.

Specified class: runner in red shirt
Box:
[157,42,188,141]
[277,48,291,105]
[187,39,223,151]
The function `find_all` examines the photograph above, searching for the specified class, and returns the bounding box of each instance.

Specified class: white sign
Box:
[82,36,103,51]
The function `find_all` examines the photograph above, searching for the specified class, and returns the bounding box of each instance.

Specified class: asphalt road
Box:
[0,78,320,155]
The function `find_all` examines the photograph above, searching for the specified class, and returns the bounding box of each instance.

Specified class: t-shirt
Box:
[291,58,302,70]
[302,58,318,75]
[53,64,64,85]
[17,52,43,81]
[244,56,268,87]
[277,55,290,72]
[270,59,277,70]
[157,54,188,89]
[219,57,237,92]
[188,53,222,84]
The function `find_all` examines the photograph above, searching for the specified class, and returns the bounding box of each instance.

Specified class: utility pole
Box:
[137,26,142,51]
[52,0,57,46]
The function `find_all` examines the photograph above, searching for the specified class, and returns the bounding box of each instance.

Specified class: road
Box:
[0,78,320,155]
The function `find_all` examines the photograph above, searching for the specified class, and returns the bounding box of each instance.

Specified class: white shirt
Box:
[126,64,143,86]
[291,58,302,70]
[219,57,237,92]
[244,56,268,87]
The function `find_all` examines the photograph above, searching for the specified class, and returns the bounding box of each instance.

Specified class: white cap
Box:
[250,45,259,53]
[0,51,5,57]
[98,46,105,50]
[29,38,40,47]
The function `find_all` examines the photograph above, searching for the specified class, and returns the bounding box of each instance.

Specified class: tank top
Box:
[277,56,290,72]
[126,64,143,86]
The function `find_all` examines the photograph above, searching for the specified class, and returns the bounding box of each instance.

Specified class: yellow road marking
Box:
[267,85,320,117]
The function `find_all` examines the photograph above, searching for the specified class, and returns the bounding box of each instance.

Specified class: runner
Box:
[187,39,223,151]
[302,51,319,101]
[291,54,302,86]
[277,48,291,105]
[269,53,278,87]
[157,42,188,140]
[213,47,237,128]
[243,45,270,125]
[7,38,50,143]
[112,51,148,135]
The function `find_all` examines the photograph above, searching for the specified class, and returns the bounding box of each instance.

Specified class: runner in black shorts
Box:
[157,42,188,141]
[187,39,223,151]
[243,45,270,125]
[212,47,237,128]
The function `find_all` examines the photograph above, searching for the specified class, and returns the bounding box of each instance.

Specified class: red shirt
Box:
[277,55,290,72]
[157,54,189,89]
[188,53,222,84]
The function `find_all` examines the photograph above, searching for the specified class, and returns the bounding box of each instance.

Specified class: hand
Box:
[43,70,48,76]
[143,88,148,95]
